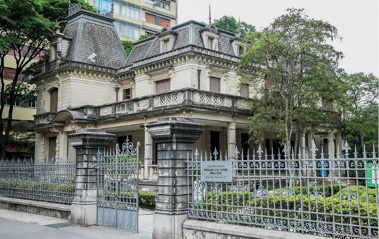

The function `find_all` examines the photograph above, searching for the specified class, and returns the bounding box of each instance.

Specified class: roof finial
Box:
[68,0,71,14]
[111,0,114,14]
[209,5,212,25]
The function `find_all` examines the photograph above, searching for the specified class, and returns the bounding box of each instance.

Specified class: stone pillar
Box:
[144,126,153,180]
[335,133,342,158]
[59,132,68,160]
[146,117,204,239]
[227,122,236,158]
[68,129,114,226]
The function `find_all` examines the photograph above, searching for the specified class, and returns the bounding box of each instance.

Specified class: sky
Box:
[178,0,378,76]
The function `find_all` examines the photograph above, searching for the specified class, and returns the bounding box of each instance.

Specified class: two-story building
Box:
[34,7,343,180]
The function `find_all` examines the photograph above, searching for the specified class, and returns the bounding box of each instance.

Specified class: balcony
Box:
[34,89,251,127]
[34,112,56,126]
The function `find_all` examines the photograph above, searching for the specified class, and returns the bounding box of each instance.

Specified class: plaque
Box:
[201,161,233,182]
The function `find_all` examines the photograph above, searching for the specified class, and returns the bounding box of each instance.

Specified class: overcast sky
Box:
[178,0,378,76]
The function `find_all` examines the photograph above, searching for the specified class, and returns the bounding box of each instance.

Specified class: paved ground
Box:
[0,209,153,239]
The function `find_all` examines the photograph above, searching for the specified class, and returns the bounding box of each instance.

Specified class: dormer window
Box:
[232,33,245,56]
[159,27,176,53]
[162,39,169,52]
[238,45,244,56]
[202,24,219,51]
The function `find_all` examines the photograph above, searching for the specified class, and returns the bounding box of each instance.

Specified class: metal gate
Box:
[97,138,140,232]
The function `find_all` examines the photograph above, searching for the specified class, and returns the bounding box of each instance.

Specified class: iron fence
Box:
[0,159,76,204]
[187,142,379,239]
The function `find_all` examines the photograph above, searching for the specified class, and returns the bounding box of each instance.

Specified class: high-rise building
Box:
[86,0,178,41]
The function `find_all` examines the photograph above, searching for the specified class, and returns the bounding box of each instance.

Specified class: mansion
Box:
[34,7,342,180]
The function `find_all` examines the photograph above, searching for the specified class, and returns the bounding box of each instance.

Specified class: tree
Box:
[0,0,95,158]
[122,41,134,55]
[341,73,378,155]
[214,16,255,35]
[239,8,345,154]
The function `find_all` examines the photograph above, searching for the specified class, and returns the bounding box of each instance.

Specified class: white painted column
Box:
[300,132,306,158]
[144,127,152,180]
[307,131,315,154]
[328,133,335,159]
[335,133,342,158]
[227,122,237,158]
[59,132,68,161]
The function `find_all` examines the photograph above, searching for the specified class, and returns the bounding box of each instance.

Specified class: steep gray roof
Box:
[126,21,239,66]
[63,10,127,68]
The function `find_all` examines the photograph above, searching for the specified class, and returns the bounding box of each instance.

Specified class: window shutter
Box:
[50,88,58,113]
[241,84,249,98]
[156,79,170,94]
[210,77,220,92]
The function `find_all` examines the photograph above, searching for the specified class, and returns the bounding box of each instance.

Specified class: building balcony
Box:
[34,88,251,128]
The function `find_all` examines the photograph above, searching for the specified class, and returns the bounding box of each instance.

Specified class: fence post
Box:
[146,117,204,239]
[68,129,114,226]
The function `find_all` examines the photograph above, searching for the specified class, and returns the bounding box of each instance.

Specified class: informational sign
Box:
[367,163,379,187]
[201,161,233,182]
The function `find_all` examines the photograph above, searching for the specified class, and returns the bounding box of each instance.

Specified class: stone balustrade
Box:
[34,88,251,127]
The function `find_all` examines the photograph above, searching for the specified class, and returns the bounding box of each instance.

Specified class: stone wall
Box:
[183,220,330,239]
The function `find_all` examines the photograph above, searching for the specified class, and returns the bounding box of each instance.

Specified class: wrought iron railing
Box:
[0,159,76,204]
[187,143,378,239]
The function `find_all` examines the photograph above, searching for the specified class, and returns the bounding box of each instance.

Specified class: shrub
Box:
[139,191,156,209]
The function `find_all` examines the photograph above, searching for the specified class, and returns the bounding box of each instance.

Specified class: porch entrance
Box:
[97,137,140,232]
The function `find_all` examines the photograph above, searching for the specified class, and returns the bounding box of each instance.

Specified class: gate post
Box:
[146,117,204,239]
[68,129,114,226]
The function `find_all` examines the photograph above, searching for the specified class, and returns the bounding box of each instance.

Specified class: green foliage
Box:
[239,8,345,147]
[139,191,156,209]
[122,40,134,55]
[340,72,378,155]
[0,179,75,196]
[0,0,95,158]
[214,16,255,35]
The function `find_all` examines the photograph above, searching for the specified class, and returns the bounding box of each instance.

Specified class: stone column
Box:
[59,132,68,161]
[144,126,153,180]
[227,122,236,158]
[146,117,204,239]
[300,132,306,158]
[68,129,114,226]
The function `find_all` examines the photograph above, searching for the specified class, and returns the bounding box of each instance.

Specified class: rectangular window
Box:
[123,88,132,100]
[155,16,161,26]
[50,88,58,113]
[49,137,57,162]
[113,2,120,14]
[145,31,154,37]
[121,24,140,40]
[113,21,120,34]
[94,0,112,13]
[122,4,140,20]
[156,79,170,94]
[160,0,171,10]
[210,77,220,92]
[161,18,170,27]
[238,45,244,56]
[162,39,169,52]
[28,101,37,108]
[208,37,214,50]
[145,13,155,24]
[241,84,249,98]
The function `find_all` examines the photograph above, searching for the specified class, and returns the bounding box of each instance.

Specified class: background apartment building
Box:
[86,0,178,41]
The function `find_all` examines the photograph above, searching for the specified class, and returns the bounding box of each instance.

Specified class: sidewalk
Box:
[0,209,153,239]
